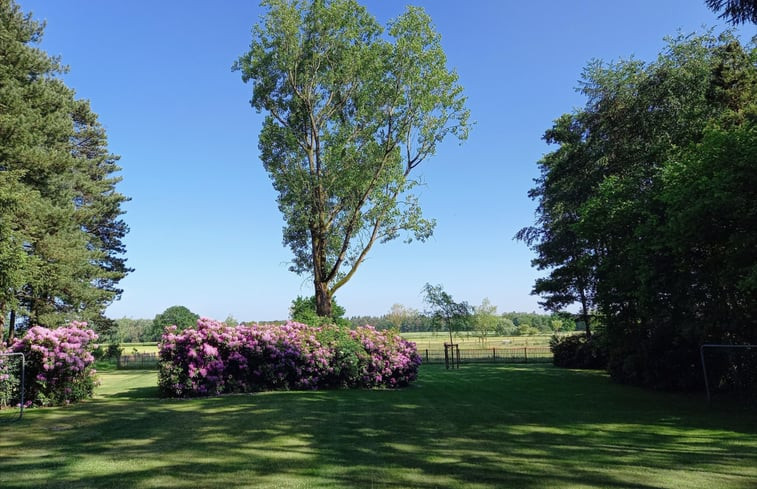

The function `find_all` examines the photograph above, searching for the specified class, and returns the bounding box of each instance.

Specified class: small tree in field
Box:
[422,283,471,345]
[234,0,470,317]
[472,298,498,345]
[386,303,417,331]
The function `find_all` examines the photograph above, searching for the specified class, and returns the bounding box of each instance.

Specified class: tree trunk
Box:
[314,281,332,318]
[8,309,16,342]
[0,303,4,345]
[579,288,591,338]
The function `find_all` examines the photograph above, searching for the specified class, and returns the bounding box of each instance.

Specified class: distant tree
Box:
[517,325,539,336]
[705,0,757,24]
[550,319,563,333]
[223,314,238,327]
[422,283,471,345]
[151,306,199,340]
[114,318,154,343]
[234,0,470,317]
[472,298,498,345]
[496,317,516,336]
[386,304,418,331]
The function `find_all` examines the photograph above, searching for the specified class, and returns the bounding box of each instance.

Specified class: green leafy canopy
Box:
[234,0,469,315]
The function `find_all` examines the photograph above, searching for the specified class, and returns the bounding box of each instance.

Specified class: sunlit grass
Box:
[401,332,555,350]
[1,365,755,488]
[119,335,556,354]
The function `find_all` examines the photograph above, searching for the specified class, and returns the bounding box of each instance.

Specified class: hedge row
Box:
[550,334,607,370]
[158,319,422,397]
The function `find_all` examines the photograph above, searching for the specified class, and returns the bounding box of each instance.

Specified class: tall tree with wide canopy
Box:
[234,0,469,317]
[0,0,130,339]
[521,31,756,390]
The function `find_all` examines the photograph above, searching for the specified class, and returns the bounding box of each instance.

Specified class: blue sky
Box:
[19,1,750,321]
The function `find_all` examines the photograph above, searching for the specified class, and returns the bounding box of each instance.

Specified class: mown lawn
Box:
[1,365,755,488]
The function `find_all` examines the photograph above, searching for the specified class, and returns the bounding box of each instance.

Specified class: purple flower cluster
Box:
[158,319,421,397]
[350,325,423,388]
[0,344,19,408]
[8,322,99,406]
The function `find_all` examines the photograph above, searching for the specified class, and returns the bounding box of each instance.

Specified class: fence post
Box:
[492,348,496,361]
[426,349,429,363]
[524,347,528,363]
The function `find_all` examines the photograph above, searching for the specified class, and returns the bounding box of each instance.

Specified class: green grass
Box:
[403,332,554,350]
[120,336,554,354]
[1,365,755,488]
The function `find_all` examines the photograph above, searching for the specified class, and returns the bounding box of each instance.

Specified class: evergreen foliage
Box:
[0,1,130,340]
[705,0,757,24]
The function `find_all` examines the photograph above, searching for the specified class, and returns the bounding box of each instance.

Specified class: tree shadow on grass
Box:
[1,365,756,489]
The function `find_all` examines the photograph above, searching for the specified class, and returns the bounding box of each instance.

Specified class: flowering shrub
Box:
[0,344,21,409]
[158,319,421,397]
[9,322,99,406]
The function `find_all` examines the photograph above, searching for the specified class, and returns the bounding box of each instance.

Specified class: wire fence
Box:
[420,347,552,365]
[117,353,159,369]
[115,347,553,370]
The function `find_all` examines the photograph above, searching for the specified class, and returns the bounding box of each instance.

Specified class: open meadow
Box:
[1,364,755,489]
[121,334,555,354]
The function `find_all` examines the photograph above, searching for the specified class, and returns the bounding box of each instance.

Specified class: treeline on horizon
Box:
[111,310,577,344]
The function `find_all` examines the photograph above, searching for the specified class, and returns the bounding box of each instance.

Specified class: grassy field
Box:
[120,334,554,355]
[402,332,554,350]
[1,365,755,488]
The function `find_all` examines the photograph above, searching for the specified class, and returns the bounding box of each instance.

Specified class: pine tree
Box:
[0,0,130,339]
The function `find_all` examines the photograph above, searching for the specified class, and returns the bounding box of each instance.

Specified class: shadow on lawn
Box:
[2,365,756,489]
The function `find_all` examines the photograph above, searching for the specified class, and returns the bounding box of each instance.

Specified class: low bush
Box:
[550,334,607,370]
[0,345,21,408]
[8,322,99,406]
[158,319,421,397]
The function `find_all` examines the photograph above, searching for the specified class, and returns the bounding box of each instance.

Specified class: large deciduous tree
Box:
[520,31,756,390]
[0,0,130,340]
[234,0,469,317]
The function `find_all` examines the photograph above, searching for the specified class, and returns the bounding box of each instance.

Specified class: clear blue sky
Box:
[19,1,751,322]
